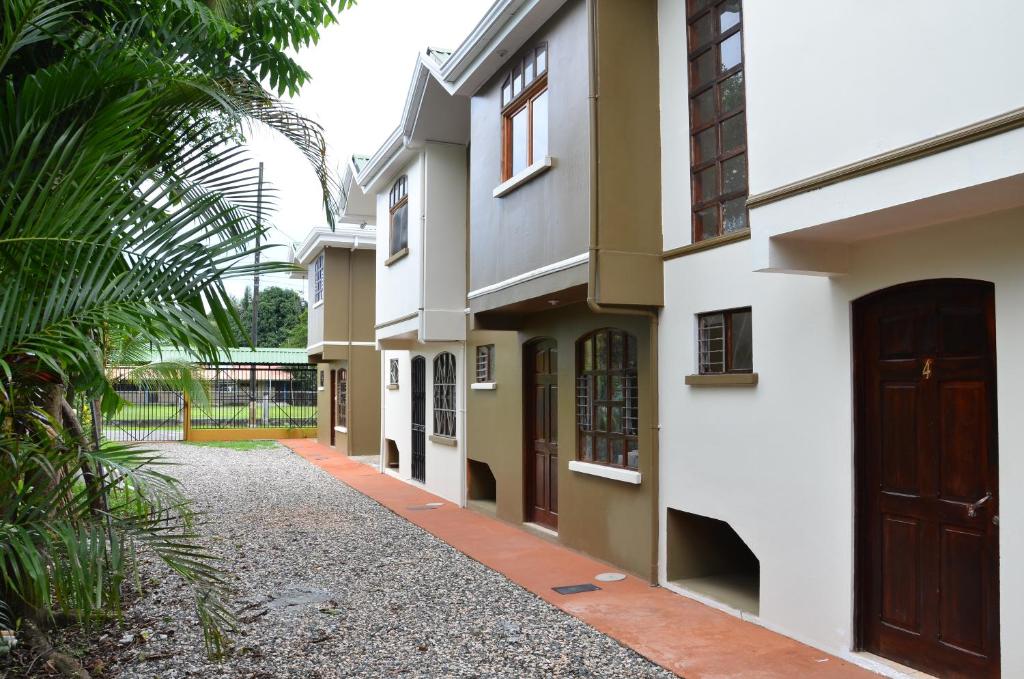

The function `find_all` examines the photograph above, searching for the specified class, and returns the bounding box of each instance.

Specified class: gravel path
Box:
[108,442,675,678]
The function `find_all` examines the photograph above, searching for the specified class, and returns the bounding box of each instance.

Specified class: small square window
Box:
[476,345,495,383]
[389,358,399,386]
[698,307,752,374]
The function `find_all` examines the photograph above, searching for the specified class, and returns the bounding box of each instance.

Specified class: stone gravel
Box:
[109,442,675,678]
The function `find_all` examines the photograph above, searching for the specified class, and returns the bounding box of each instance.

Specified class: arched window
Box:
[388,175,408,256]
[336,367,348,428]
[432,352,456,438]
[576,329,639,470]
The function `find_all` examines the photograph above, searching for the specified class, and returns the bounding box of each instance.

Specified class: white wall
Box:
[375,155,423,330]
[659,213,1024,674]
[380,344,465,505]
[421,142,468,341]
[743,0,1024,193]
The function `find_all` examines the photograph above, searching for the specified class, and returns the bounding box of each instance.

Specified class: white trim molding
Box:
[568,460,642,485]
[334,426,348,434]
[492,157,553,197]
[306,340,377,353]
[470,382,497,391]
[467,252,588,300]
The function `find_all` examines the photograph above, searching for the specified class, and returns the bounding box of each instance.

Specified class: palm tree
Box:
[0,0,350,663]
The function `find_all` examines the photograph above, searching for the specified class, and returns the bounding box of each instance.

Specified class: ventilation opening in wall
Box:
[466,458,497,518]
[385,439,400,469]
[666,508,759,616]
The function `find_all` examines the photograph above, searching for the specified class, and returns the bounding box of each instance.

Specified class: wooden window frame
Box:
[388,175,408,256]
[686,0,749,243]
[475,344,495,383]
[697,306,752,375]
[575,329,640,471]
[500,43,549,181]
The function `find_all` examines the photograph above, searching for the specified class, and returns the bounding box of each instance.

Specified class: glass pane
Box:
[626,338,637,370]
[719,72,745,114]
[531,90,548,162]
[693,127,716,164]
[720,33,742,72]
[582,434,593,461]
[722,153,747,195]
[730,310,753,371]
[597,406,608,432]
[596,374,607,400]
[699,313,726,374]
[691,88,715,127]
[536,45,547,74]
[596,437,608,463]
[611,375,623,401]
[722,196,748,232]
[511,107,529,175]
[611,438,625,466]
[512,64,523,98]
[687,0,712,14]
[689,13,713,48]
[627,443,639,470]
[525,58,535,86]
[595,332,608,370]
[611,332,624,370]
[583,337,593,370]
[502,77,511,106]
[720,113,745,153]
[695,165,717,203]
[610,407,622,434]
[719,0,741,32]
[691,49,714,88]
[695,206,719,240]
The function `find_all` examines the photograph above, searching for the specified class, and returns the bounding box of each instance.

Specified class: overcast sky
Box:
[235,0,492,299]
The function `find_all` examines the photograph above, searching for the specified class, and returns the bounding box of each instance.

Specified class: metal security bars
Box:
[389,358,399,386]
[432,352,457,438]
[100,367,185,441]
[190,364,317,429]
[475,344,494,382]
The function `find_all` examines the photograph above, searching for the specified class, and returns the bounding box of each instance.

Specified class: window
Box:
[319,369,325,389]
[312,252,324,303]
[576,329,639,470]
[389,358,399,386]
[687,0,748,242]
[336,368,348,428]
[388,175,408,256]
[432,352,456,438]
[501,44,548,180]
[698,308,752,374]
[475,345,494,383]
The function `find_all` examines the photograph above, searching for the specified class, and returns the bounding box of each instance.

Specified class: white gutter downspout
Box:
[418,148,428,341]
[459,334,468,508]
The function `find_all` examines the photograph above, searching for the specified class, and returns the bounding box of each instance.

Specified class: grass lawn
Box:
[182,440,281,451]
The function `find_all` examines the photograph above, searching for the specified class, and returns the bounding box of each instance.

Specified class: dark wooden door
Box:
[329,369,336,447]
[411,356,426,483]
[855,279,999,678]
[525,339,558,530]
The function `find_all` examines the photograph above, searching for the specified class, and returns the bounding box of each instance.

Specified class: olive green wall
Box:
[320,247,376,360]
[467,304,656,580]
[314,349,380,457]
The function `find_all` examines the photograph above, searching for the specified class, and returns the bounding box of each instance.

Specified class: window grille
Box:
[575,329,639,470]
[389,358,399,385]
[312,253,325,303]
[336,368,347,428]
[432,352,456,438]
[475,345,494,382]
[389,176,408,256]
[698,308,752,374]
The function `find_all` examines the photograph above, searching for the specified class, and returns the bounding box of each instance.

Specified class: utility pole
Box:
[250,162,264,427]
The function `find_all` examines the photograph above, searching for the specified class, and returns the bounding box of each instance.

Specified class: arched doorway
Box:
[524,338,558,530]
[854,279,999,677]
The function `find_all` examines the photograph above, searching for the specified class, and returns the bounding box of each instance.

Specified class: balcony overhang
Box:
[374,310,466,349]
[750,113,1024,276]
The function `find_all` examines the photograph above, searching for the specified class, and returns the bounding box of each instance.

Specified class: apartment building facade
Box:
[657,1,1023,677]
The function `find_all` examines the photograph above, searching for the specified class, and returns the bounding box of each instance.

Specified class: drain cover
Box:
[595,572,626,582]
[553,583,601,595]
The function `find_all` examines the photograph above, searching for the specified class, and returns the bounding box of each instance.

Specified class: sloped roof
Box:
[142,347,311,365]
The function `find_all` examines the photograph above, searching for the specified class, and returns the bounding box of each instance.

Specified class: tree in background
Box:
[283,309,310,349]
[234,287,307,347]
[0,0,351,668]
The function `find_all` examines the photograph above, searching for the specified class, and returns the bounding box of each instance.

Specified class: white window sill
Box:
[313,299,324,309]
[428,434,457,447]
[334,426,348,433]
[386,383,399,391]
[470,382,497,391]
[568,460,641,485]
[684,373,758,386]
[492,157,554,198]
[384,247,409,267]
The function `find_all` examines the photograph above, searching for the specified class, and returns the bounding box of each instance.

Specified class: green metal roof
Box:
[143,347,310,365]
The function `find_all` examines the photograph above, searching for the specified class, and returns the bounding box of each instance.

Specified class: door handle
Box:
[967,492,992,518]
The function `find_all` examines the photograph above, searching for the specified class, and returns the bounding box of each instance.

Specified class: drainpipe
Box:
[418,148,428,340]
[459,338,468,508]
[347,243,355,453]
[586,0,661,585]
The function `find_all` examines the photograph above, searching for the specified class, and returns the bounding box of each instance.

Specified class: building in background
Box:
[292,213,380,456]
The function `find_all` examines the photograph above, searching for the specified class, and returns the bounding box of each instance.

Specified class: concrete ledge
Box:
[384,247,409,266]
[187,427,316,442]
[470,382,497,391]
[492,157,553,197]
[568,460,641,485]
[685,373,759,386]
[428,434,457,447]
[386,383,399,390]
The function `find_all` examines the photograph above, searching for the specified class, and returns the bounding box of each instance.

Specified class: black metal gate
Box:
[411,356,426,483]
[190,364,316,430]
[100,368,185,442]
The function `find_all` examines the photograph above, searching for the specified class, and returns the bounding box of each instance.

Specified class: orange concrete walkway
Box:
[282,439,876,679]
